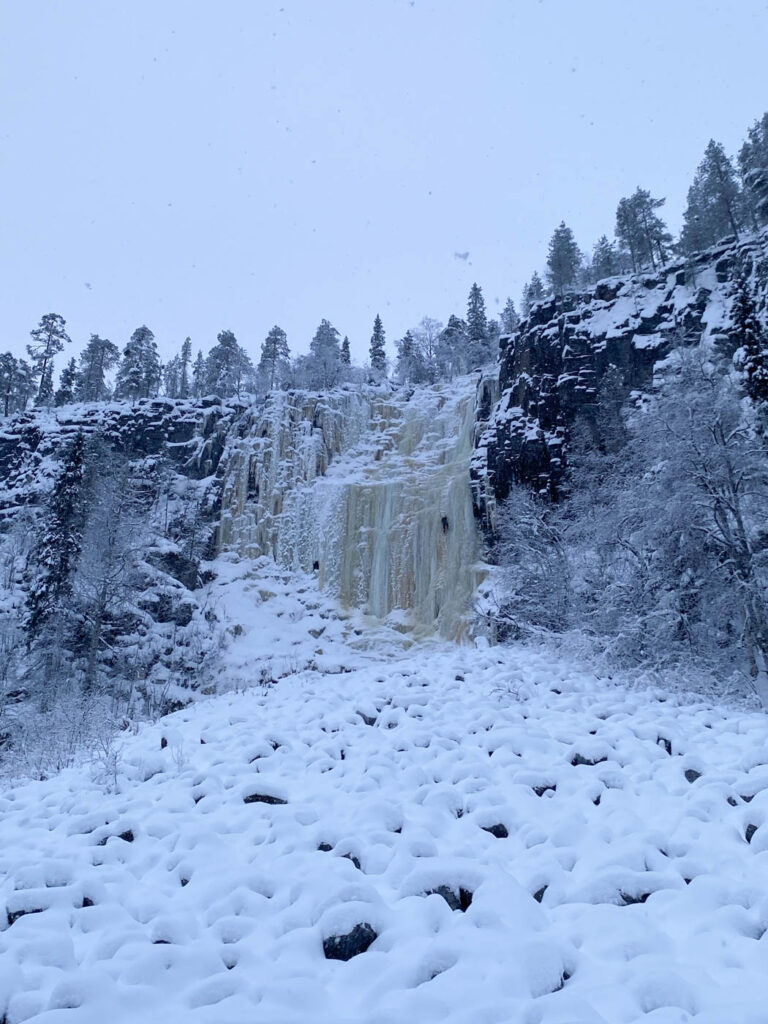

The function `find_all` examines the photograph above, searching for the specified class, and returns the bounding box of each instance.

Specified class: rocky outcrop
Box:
[472,230,768,524]
[0,396,239,520]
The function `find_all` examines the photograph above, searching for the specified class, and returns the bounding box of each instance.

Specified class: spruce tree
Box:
[178,337,192,399]
[500,298,519,334]
[369,315,387,377]
[680,140,744,253]
[466,283,490,368]
[55,358,77,406]
[546,222,581,295]
[395,330,428,384]
[258,326,290,390]
[25,431,87,639]
[75,334,120,402]
[341,335,351,365]
[27,313,71,405]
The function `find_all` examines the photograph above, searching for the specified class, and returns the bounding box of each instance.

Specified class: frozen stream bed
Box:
[2,562,768,1023]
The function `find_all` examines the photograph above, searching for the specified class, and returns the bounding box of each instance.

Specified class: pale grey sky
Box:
[1,0,767,369]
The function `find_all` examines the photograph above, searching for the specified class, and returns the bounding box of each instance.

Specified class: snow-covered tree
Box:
[680,140,745,253]
[521,272,545,315]
[546,222,581,295]
[739,111,768,228]
[27,313,71,405]
[178,337,192,399]
[615,188,672,272]
[164,356,181,398]
[411,317,443,382]
[466,283,491,367]
[192,350,206,397]
[590,235,620,281]
[25,432,87,641]
[54,358,77,407]
[500,298,519,334]
[115,326,161,400]
[732,267,768,405]
[205,330,253,397]
[301,319,342,389]
[75,334,120,402]
[369,314,387,378]
[395,330,428,384]
[258,325,290,390]
[341,335,351,366]
[0,354,33,416]
[436,315,467,379]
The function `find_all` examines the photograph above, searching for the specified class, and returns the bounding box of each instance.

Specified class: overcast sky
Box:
[1,0,767,369]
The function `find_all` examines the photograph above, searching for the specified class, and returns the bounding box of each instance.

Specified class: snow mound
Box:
[2,628,768,1022]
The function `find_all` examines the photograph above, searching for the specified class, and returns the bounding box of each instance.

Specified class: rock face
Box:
[472,230,768,524]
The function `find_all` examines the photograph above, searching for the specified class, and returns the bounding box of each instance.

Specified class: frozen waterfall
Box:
[216,377,485,637]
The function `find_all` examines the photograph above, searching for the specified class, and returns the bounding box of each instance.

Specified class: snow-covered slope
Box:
[2,580,768,1024]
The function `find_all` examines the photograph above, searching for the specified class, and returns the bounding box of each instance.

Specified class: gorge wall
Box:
[471,229,768,527]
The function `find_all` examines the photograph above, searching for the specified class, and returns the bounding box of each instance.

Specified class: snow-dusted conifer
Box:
[75,335,120,402]
[546,222,581,295]
[369,315,387,377]
[54,358,77,406]
[680,140,744,253]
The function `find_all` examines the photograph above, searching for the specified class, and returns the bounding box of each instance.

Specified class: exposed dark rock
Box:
[425,886,473,912]
[684,769,702,784]
[7,907,44,926]
[532,783,557,797]
[482,823,508,839]
[746,824,758,844]
[472,232,768,514]
[243,792,287,805]
[323,923,377,961]
[533,886,547,903]
[571,753,608,767]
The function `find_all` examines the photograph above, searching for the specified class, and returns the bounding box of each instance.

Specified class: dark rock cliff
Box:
[472,230,768,524]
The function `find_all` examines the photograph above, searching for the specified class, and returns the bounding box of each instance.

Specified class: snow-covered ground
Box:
[2,562,768,1023]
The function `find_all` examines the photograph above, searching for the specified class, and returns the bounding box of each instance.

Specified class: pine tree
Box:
[27,313,71,405]
[258,325,291,390]
[115,326,161,400]
[546,222,581,295]
[341,335,351,365]
[466,283,490,368]
[25,431,87,639]
[75,334,120,402]
[205,329,253,397]
[500,298,519,334]
[178,337,192,399]
[591,235,619,280]
[732,268,768,404]
[521,272,546,315]
[54,358,77,406]
[739,112,768,228]
[369,315,387,377]
[0,354,18,416]
[615,188,671,272]
[680,140,745,254]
